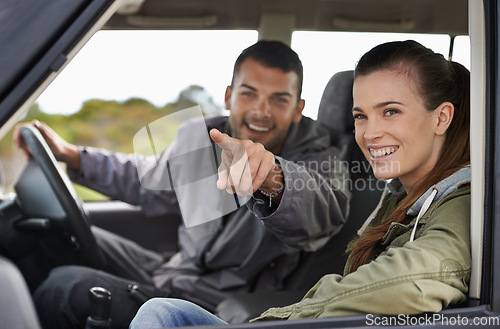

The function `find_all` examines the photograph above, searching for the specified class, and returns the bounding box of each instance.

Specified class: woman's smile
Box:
[368,145,399,161]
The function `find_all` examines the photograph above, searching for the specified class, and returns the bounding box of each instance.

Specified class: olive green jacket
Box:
[253,169,471,320]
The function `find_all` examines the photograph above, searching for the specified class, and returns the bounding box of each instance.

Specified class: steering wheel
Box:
[18,125,105,269]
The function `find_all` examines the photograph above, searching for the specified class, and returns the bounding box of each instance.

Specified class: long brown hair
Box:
[347,40,470,273]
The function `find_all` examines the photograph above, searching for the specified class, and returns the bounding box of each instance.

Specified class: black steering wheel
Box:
[18,125,105,269]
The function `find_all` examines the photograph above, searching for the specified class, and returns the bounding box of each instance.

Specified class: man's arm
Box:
[210,128,350,252]
[14,120,180,217]
[251,152,350,252]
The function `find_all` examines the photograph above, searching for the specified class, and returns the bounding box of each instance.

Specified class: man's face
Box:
[226,58,305,155]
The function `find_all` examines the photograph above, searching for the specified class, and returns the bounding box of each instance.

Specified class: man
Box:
[15,40,349,329]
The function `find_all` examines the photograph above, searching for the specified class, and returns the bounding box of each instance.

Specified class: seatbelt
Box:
[199,214,229,269]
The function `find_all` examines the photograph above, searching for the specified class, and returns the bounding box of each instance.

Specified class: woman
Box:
[129,39,471,327]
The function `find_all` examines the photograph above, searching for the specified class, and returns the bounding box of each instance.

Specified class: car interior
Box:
[1,0,500,328]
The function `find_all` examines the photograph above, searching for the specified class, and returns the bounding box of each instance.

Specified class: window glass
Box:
[34,30,469,121]
[36,30,259,116]
[5,31,259,199]
[3,30,470,199]
[452,35,471,69]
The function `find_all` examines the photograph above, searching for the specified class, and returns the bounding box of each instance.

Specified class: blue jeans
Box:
[129,298,228,328]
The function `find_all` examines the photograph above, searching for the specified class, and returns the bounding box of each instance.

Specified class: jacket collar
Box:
[358,166,471,236]
[386,167,471,217]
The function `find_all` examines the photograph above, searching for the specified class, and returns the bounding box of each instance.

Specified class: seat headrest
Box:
[317,70,354,136]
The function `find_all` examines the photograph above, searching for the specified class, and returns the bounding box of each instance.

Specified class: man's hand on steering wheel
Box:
[13,120,81,171]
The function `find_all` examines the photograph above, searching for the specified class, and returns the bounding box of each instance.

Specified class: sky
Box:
[35,30,470,120]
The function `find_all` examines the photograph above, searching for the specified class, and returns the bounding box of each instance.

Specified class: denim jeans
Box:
[129,298,228,328]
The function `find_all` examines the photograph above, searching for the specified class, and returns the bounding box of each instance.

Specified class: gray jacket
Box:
[69,116,350,310]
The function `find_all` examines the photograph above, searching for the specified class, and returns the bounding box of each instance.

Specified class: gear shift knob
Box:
[85,286,112,329]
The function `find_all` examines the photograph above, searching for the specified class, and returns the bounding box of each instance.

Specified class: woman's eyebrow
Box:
[374,101,403,109]
[352,100,405,113]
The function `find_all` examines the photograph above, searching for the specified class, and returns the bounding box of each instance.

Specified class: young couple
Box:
[129,39,471,328]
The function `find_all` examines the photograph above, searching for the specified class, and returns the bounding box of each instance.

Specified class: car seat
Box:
[0,256,41,329]
[216,70,385,323]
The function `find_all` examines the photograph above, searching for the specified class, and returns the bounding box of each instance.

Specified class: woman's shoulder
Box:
[422,182,470,230]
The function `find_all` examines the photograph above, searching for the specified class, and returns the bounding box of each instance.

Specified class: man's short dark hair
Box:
[231,40,303,101]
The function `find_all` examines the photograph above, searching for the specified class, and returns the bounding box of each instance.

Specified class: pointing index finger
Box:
[209,128,238,149]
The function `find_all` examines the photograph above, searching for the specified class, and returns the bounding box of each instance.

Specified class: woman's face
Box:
[352,69,449,193]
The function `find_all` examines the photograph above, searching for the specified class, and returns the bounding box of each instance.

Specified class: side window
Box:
[36,30,258,117]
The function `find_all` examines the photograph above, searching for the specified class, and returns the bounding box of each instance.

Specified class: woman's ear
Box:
[435,102,455,136]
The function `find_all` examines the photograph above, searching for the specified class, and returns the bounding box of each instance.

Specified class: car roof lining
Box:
[104,0,468,36]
